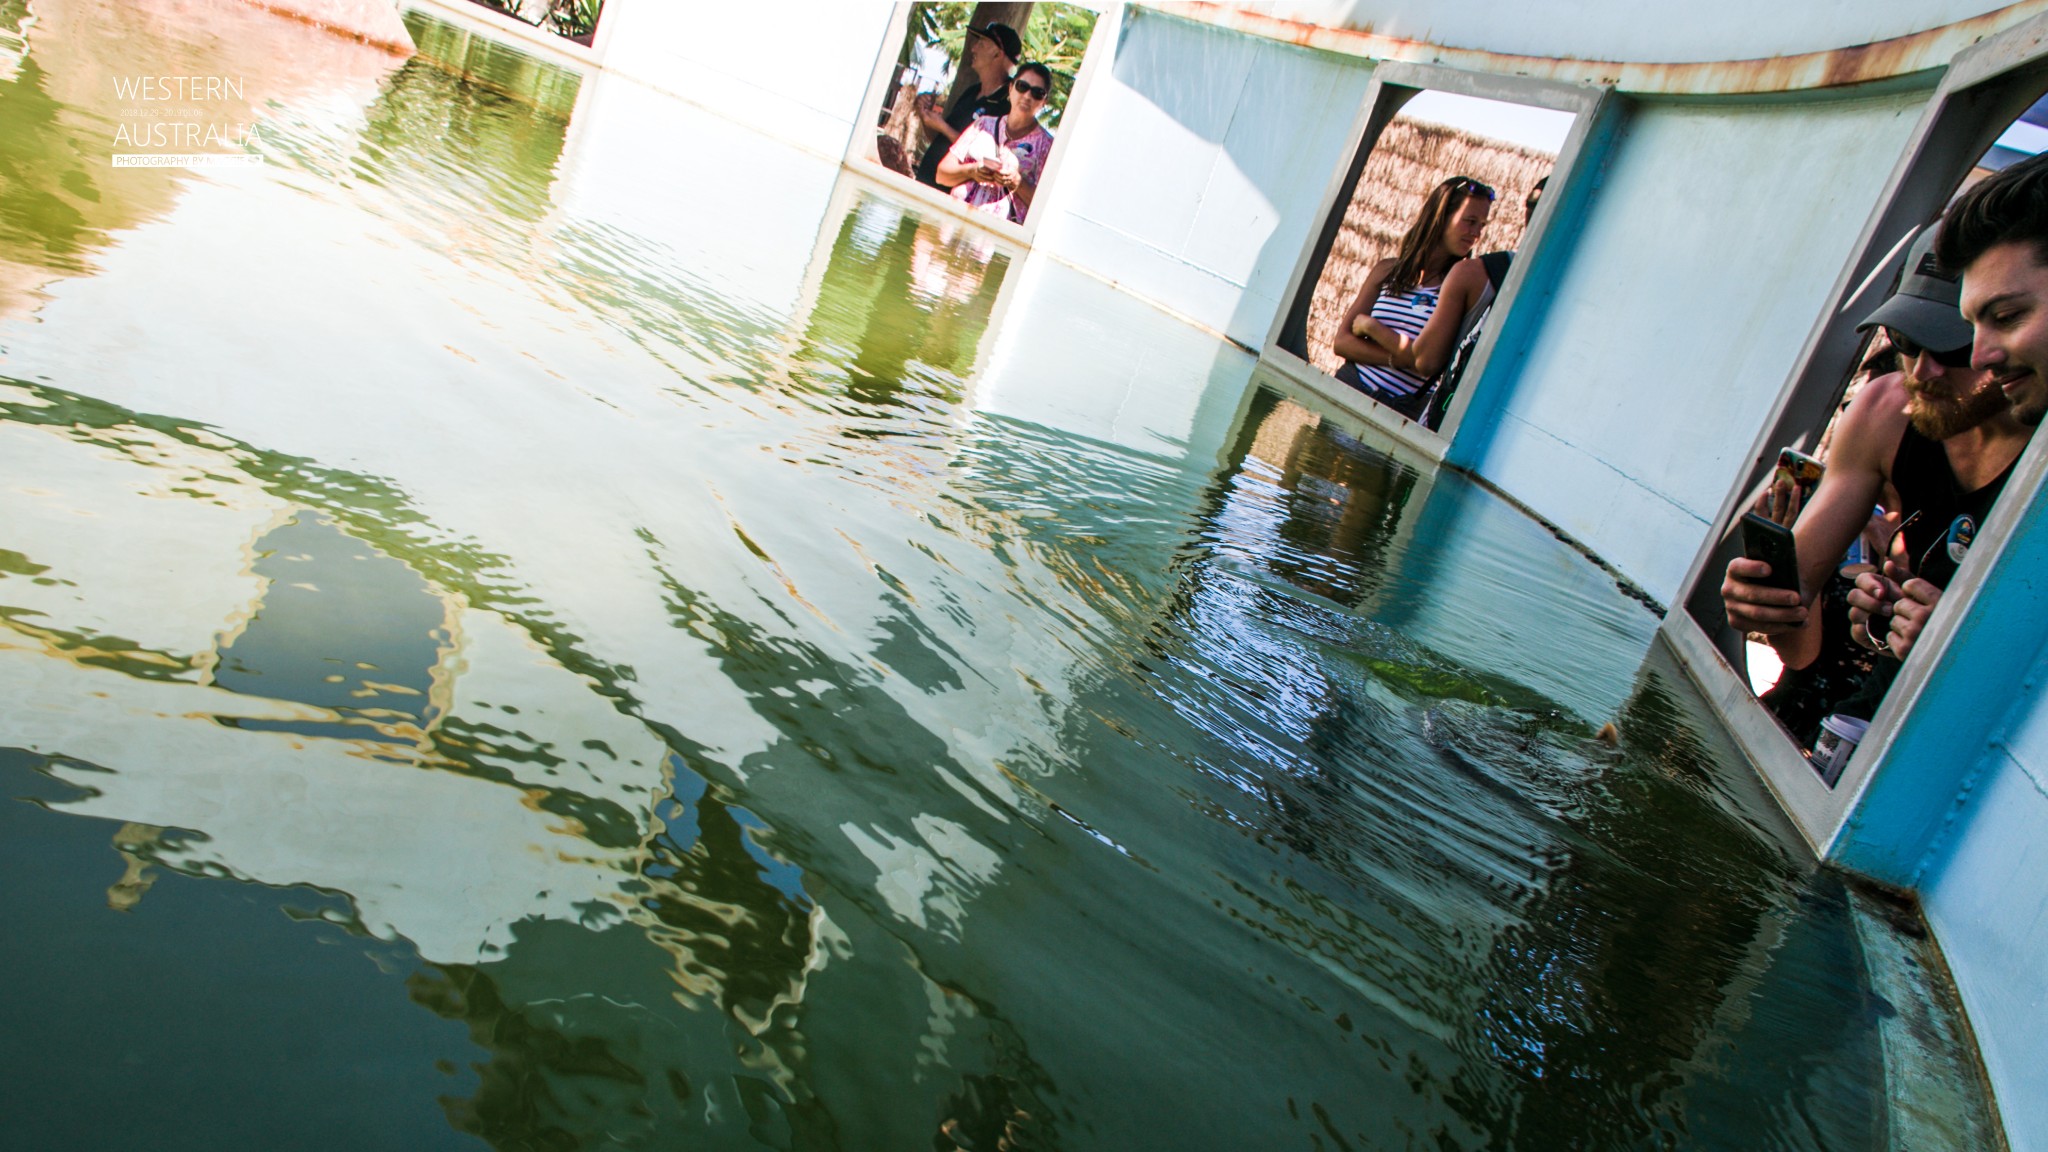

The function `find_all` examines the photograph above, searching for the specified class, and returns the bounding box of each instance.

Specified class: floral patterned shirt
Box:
[944,115,1054,224]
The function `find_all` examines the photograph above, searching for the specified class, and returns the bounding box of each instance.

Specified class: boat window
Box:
[1264,65,1602,452]
[849,3,1104,238]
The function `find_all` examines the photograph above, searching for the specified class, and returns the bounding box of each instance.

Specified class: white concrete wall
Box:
[1241,0,2018,63]
[1020,11,1934,607]
[596,0,894,160]
[1462,90,1928,603]
[1032,7,1373,348]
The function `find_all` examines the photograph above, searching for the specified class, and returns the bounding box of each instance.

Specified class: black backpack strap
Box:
[1479,250,1514,289]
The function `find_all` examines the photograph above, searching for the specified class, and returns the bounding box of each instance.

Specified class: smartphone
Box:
[1774,448,1824,503]
[1741,512,1802,593]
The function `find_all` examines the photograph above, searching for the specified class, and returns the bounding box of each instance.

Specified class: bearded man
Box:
[1723,223,2033,728]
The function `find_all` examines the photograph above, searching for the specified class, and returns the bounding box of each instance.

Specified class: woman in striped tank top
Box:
[1333,176,1496,421]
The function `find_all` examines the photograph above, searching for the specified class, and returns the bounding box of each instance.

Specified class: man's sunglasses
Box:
[1883,326,1974,369]
[1448,177,1496,201]
[1013,77,1049,100]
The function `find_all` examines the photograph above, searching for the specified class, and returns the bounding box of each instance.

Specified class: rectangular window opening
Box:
[847,2,1106,242]
[1261,63,1605,457]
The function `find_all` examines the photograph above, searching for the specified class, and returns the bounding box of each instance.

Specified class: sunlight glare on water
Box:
[0,5,1891,1150]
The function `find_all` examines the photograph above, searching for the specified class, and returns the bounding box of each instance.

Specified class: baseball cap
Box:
[967,21,1023,64]
[1856,222,1974,353]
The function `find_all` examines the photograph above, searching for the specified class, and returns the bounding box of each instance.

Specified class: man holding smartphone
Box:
[1722,223,2032,724]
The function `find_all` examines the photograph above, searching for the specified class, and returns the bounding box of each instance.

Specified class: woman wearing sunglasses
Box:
[1332,176,1495,421]
[936,62,1057,225]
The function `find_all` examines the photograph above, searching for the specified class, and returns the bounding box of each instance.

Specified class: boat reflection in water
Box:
[0,5,1903,1150]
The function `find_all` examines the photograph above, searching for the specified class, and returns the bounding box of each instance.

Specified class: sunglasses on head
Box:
[1013,77,1049,100]
[1448,177,1496,201]
[1883,326,1974,369]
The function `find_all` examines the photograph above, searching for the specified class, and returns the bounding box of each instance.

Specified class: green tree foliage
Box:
[1021,3,1097,129]
[545,0,602,40]
[912,2,976,60]
[466,0,603,43]
[905,3,1098,130]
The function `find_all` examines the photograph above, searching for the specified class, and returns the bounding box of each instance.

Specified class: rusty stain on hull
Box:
[1157,1,2048,94]
[236,0,417,56]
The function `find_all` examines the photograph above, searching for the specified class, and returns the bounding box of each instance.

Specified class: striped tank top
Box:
[1346,283,1441,405]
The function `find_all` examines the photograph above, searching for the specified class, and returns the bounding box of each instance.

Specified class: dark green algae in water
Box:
[0,7,1901,1150]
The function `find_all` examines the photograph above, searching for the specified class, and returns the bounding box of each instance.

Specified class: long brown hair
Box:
[1385,176,1493,295]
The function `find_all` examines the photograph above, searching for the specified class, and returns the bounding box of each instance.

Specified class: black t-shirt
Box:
[1891,424,2014,589]
[915,82,1010,188]
[1826,424,2018,722]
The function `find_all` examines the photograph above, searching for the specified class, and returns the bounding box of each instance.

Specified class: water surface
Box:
[2,7,1893,1149]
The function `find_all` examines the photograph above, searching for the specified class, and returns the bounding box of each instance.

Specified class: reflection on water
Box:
[0,7,1899,1150]
[1220,390,1420,606]
[1,0,28,72]
[0,0,406,316]
[797,197,1008,407]
[350,12,580,227]
[213,512,451,747]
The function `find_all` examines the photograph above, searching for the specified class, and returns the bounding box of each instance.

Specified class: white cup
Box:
[1812,714,1869,788]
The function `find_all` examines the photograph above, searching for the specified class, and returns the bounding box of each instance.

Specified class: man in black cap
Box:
[1723,222,2032,726]
[913,21,1021,190]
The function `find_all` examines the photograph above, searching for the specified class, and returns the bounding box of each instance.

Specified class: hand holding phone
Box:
[1741,512,1801,593]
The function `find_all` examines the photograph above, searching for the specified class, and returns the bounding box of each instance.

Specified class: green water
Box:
[1,6,1898,1150]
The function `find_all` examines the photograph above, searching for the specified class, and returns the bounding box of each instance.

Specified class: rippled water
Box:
[2,6,1895,1150]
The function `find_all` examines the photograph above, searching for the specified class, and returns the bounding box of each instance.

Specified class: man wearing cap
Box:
[913,21,1021,191]
[1723,223,2033,715]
